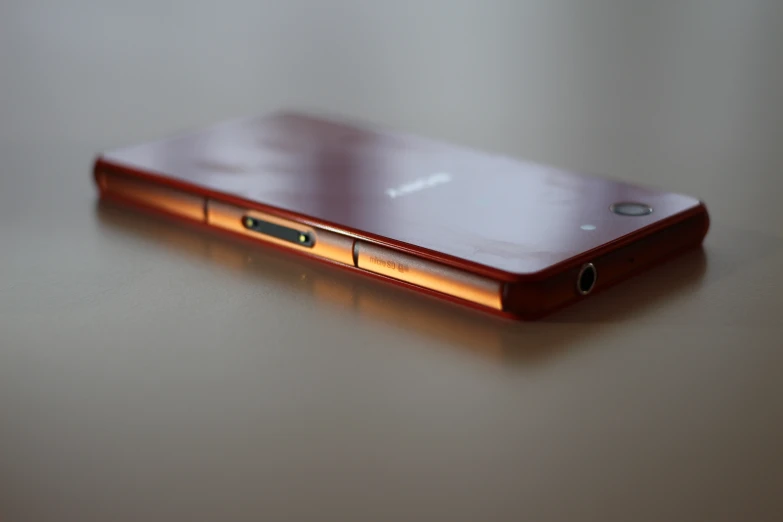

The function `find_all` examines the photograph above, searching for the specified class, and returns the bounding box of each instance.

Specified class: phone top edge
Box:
[93,110,711,282]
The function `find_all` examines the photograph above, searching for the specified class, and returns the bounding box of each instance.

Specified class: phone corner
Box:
[693,199,711,241]
[92,155,110,191]
[498,270,551,319]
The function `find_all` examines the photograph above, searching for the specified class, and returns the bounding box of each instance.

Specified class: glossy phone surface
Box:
[94,111,709,319]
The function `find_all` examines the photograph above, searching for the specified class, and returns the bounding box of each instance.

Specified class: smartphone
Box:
[93,111,709,320]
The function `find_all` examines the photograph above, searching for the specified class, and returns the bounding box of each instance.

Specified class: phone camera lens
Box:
[610,202,653,216]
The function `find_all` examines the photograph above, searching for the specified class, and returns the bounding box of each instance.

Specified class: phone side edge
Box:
[93,159,510,317]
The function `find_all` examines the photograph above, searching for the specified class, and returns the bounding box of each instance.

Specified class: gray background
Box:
[1,1,782,521]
